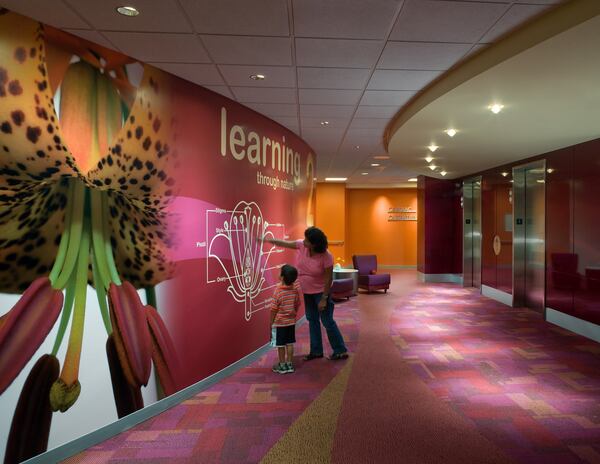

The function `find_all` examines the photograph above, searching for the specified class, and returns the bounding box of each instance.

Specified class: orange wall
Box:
[315,183,346,264]
[346,188,417,266]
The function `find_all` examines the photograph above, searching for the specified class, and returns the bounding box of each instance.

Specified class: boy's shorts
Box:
[274,325,296,347]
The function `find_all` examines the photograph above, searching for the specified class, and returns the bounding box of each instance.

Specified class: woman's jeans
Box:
[304,293,347,356]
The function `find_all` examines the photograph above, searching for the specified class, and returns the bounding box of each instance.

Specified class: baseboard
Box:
[379,265,417,269]
[481,285,513,307]
[24,317,307,464]
[417,272,463,284]
[546,308,600,343]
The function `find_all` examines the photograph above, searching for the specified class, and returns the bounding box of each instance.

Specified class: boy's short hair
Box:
[280,264,298,286]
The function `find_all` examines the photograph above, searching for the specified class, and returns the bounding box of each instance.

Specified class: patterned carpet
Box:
[63,274,600,463]
[390,284,600,464]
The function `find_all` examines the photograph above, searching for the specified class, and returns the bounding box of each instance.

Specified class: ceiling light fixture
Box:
[501,172,508,177]
[370,163,380,167]
[408,178,418,182]
[325,177,347,182]
[355,145,360,149]
[116,6,140,16]
[440,171,447,176]
[373,155,390,160]
[249,74,265,80]
[547,168,555,174]
[361,172,368,175]
[320,121,329,126]
[425,156,433,163]
[445,129,457,137]
[428,144,439,152]
[488,103,504,114]
[429,165,437,171]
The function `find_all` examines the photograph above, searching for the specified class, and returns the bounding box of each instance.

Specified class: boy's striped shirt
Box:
[271,281,301,327]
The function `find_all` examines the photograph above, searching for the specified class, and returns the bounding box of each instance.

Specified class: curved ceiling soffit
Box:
[384,0,600,178]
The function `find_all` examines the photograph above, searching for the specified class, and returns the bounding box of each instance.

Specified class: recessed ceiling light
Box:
[320,121,329,126]
[440,171,447,176]
[428,144,439,152]
[445,129,457,137]
[355,145,360,149]
[429,165,437,171]
[361,172,368,175]
[547,168,554,174]
[370,163,380,167]
[250,74,266,80]
[116,6,140,16]
[501,172,508,177]
[537,179,545,184]
[408,178,418,182]
[325,177,347,182]
[425,156,434,163]
[488,103,504,114]
[373,155,390,160]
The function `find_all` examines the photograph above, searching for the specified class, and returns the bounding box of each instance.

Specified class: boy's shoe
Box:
[272,363,287,374]
[285,362,295,373]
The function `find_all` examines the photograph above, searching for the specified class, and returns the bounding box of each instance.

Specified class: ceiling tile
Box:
[204,86,235,100]
[268,116,300,134]
[300,105,356,118]
[149,63,224,86]
[378,42,471,70]
[299,89,362,105]
[367,69,440,90]
[350,118,390,130]
[219,65,296,87]
[346,128,384,139]
[354,106,399,118]
[201,35,292,65]
[295,38,382,68]
[480,4,550,43]
[64,29,117,50]
[244,103,298,117]
[390,0,507,43]
[231,87,296,104]
[179,0,289,36]
[297,68,371,90]
[293,0,402,39]
[2,0,89,28]
[103,32,210,63]
[301,117,350,129]
[65,0,192,33]
[361,90,414,106]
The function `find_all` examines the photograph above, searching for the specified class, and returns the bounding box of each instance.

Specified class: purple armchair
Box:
[352,255,390,293]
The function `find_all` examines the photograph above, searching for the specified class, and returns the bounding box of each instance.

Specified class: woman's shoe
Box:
[303,353,323,361]
[328,352,349,361]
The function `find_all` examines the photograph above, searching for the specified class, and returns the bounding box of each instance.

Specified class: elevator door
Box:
[463,178,482,289]
[513,162,545,311]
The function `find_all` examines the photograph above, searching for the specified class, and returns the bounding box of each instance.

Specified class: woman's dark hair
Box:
[280,264,298,285]
[304,226,328,254]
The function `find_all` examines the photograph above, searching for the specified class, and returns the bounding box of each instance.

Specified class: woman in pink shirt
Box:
[263,227,348,361]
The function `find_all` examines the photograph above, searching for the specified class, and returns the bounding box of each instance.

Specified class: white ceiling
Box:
[387,10,600,179]
[0,0,563,184]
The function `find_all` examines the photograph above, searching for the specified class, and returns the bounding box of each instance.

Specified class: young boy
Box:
[271,264,301,374]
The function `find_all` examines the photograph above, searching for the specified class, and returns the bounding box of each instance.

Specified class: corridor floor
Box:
[65,271,600,464]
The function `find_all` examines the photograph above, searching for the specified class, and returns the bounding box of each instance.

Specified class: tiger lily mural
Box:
[0,10,181,463]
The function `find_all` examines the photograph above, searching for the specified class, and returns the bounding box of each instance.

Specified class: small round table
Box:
[333,268,359,295]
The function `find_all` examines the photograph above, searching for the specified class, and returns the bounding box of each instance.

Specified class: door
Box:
[513,162,546,311]
[463,177,482,288]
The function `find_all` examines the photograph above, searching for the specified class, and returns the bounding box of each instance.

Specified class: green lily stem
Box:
[50,272,77,356]
[101,191,121,285]
[92,249,112,335]
[49,179,75,285]
[144,286,157,309]
[53,179,86,290]
[90,189,112,290]
[59,194,91,386]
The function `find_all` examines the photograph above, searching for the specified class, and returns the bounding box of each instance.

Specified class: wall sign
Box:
[387,207,417,222]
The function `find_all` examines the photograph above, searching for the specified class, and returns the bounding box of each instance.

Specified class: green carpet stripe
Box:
[260,358,354,464]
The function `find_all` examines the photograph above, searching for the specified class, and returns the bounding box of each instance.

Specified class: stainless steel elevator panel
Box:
[513,162,545,311]
[463,177,482,288]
